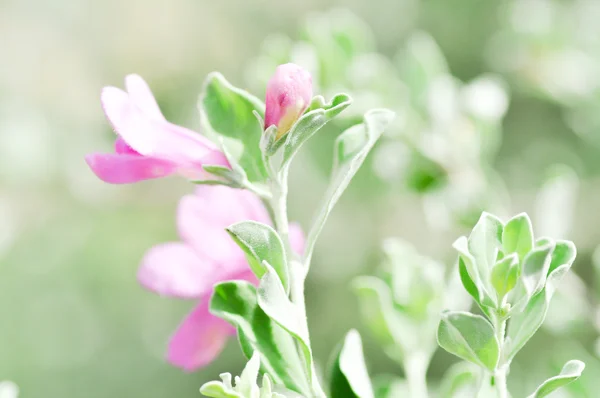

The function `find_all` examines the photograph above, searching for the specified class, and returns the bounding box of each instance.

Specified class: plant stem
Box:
[404,352,430,398]
[492,314,508,398]
[269,164,326,398]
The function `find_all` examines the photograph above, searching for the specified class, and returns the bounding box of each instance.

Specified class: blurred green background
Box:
[2,0,600,396]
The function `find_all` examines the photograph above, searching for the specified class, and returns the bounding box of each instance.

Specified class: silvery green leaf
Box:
[548,240,576,275]
[199,72,268,182]
[453,237,496,309]
[257,265,317,393]
[467,212,504,288]
[491,253,519,301]
[505,264,571,362]
[437,311,499,371]
[438,362,480,398]
[209,281,310,395]
[527,360,585,398]
[227,221,289,292]
[502,213,534,262]
[328,330,374,398]
[522,242,555,299]
[277,94,352,163]
[304,109,395,262]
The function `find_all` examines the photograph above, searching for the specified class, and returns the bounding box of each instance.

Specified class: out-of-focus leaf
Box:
[526,360,585,398]
[438,362,480,398]
[328,330,374,398]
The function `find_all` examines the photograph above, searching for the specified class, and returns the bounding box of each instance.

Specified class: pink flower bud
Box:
[264,63,313,139]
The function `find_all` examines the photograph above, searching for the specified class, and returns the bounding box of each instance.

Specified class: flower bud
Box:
[264,63,313,139]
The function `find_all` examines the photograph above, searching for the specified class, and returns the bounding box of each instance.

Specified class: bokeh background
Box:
[2,0,600,396]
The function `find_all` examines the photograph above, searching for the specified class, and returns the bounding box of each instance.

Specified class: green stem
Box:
[269,164,326,398]
[491,314,508,398]
[404,352,430,398]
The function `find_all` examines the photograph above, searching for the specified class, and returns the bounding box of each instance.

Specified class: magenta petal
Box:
[167,300,234,372]
[177,186,270,261]
[264,63,313,132]
[85,152,176,184]
[138,242,221,298]
[124,74,166,121]
[289,222,306,256]
[114,137,139,155]
[101,86,226,170]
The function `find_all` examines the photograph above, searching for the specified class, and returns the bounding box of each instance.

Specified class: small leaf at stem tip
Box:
[491,253,519,301]
[521,242,555,299]
[467,212,504,291]
[226,221,289,292]
[437,311,499,371]
[279,93,352,162]
[453,236,495,309]
[502,213,534,262]
[329,330,375,398]
[527,360,585,398]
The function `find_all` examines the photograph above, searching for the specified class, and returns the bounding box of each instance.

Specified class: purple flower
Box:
[264,63,313,139]
[138,185,304,371]
[86,75,228,184]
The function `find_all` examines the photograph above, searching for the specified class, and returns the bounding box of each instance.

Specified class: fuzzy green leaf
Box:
[502,213,534,262]
[227,221,289,292]
[437,311,499,371]
[209,281,310,395]
[527,360,585,398]
[199,72,268,182]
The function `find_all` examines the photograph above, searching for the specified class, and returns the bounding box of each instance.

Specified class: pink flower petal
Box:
[114,137,139,155]
[124,74,166,121]
[289,222,306,256]
[138,242,220,298]
[265,63,313,137]
[85,152,176,184]
[177,186,270,266]
[100,87,227,170]
[167,299,234,372]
